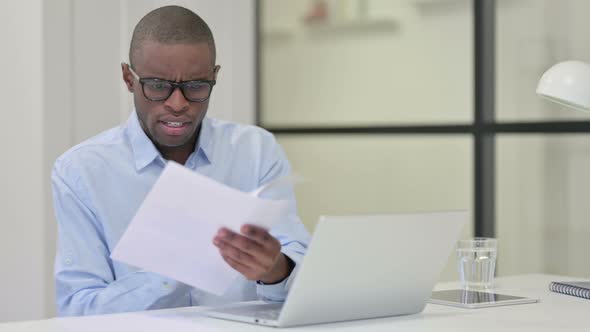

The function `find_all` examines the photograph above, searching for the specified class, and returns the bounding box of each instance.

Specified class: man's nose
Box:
[164,87,189,112]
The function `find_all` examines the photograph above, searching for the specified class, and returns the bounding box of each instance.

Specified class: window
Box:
[258,0,590,278]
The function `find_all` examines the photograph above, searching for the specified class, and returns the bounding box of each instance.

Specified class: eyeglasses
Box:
[127,65,217,102]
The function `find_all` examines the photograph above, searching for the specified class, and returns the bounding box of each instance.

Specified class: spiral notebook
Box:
[549,281,590,300]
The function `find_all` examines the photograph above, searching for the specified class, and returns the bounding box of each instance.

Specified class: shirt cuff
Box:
[255,252,300,302]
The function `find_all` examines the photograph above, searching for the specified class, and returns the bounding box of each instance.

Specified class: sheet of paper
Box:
[111,161,291,296]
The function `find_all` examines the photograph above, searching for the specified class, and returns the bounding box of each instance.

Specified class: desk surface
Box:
[2,274,589,332]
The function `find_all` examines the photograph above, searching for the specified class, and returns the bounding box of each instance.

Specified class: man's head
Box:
[122,5,220,157]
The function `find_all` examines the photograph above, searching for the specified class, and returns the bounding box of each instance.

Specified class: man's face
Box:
[122,41,219,150]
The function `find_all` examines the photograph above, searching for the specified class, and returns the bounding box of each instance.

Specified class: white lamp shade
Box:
[536,60,590,112]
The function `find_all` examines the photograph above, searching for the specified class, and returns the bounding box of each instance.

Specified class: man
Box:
[52,5,309,316]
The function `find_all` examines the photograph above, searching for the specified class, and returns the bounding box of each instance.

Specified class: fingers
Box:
[215,228,270,262]
[240,224,281,253]
[221,254,257,280]
[213,226,284,281]
[214,234,269,271]
[215,227,281,263]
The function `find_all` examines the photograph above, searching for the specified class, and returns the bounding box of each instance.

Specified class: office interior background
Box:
[2,0,590,323]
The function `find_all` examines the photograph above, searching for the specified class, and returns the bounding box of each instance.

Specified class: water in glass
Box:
[457,246,497,290]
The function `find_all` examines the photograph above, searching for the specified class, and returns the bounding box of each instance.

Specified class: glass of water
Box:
[456,238,497,290]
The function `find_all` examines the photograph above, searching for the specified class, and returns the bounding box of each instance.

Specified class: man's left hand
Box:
[213,224,291,284]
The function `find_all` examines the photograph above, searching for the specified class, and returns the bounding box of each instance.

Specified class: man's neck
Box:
[160,147,193,165]
[156,124,202,165]
[158,135,198,165]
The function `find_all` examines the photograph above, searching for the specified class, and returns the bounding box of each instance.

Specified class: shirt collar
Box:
[126,111,161,171]
[196,117,213,165]
[125,111,213,171]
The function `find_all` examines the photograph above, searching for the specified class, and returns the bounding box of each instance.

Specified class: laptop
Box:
[205,210,468,327]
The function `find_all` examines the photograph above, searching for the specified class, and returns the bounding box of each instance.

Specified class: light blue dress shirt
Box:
[52,111,310,316]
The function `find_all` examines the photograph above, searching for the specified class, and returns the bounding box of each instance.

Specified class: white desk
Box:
[2,274,589,332]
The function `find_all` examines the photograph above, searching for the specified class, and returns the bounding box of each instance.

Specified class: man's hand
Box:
[213,224,291,284]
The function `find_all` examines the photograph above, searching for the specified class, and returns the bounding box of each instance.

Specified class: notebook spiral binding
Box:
[549,282,590,300]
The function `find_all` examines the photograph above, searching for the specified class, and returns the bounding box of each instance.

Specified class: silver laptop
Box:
[205,211,468,327]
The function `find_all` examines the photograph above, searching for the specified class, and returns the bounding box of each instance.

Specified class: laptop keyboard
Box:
[214,302,283,320]
[252,308,281,320]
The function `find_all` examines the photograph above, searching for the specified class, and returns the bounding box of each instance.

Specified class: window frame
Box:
[255,0,590,237]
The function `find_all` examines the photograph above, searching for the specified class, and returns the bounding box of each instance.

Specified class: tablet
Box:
[429,289,538,308]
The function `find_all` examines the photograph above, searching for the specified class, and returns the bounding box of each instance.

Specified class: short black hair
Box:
[129,5,216,68]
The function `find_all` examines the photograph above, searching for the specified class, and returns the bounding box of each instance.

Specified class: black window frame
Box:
[255,0,590,237]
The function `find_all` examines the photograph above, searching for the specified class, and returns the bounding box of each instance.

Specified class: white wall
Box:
[1,0,255,322]
[0,0,46,322]
[42,0,74,320]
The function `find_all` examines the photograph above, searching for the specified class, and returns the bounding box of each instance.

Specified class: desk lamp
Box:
[536,61,590,302]
[537,60,590,111]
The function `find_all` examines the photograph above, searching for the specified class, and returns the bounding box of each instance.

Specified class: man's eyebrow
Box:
[138,74,209,82]
[141,70,215,82]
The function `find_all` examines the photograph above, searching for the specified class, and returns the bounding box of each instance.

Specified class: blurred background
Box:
[2,0,590,322]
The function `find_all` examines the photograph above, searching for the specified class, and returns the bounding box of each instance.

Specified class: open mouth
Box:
[158,120,192,136]
[161,121,189,128]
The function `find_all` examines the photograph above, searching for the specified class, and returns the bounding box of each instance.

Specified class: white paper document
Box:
[111,161,291,296]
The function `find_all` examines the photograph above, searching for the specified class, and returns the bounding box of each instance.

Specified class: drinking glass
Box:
[456,238,497,290]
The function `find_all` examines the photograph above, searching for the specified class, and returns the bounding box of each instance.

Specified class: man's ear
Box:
[121,63,134,93]
[213,65,221,81]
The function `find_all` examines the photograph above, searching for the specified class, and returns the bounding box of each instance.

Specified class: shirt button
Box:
[64,258,72,265]
[162,281,170,288]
